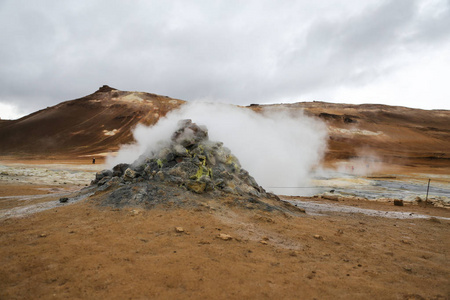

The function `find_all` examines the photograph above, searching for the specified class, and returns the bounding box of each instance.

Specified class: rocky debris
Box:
[90,120,299,213]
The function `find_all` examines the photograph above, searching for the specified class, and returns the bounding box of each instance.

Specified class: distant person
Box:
[93,157,96,164]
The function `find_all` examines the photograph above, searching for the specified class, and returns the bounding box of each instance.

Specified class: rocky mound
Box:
[91,120,298,212]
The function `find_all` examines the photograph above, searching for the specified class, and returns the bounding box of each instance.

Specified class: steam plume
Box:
[107,102,328,195]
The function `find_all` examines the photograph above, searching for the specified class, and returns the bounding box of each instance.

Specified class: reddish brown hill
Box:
[0,86,185,157]
[250,102,450,168]
[0,87,449,168]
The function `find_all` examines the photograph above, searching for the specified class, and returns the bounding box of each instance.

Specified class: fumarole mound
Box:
[91,120,298,212]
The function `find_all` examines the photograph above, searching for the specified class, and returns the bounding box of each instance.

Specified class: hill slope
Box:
[0,87,449,168]
[251,102,450,167]
[0,86,185,157]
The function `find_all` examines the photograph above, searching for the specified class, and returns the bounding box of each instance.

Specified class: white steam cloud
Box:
[107,102,328,195]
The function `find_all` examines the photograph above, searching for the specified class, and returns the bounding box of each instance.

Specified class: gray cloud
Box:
[0,0,449,117]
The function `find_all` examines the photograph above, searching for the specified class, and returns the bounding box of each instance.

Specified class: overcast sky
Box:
[1,0,449,119]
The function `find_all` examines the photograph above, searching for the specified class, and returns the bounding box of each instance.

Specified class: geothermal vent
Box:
[90,120,297,212]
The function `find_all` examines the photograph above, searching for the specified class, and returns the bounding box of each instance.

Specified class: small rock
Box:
[186,181,207,194]
[217,233,233,241]
[59,197,68,203]
[314,235,325,240]
[175,227,185,233]
[394,199,404,206]
[123,168,137,181]
[39,234,47,238]
[260,240,268,245]
[130,209,140,216]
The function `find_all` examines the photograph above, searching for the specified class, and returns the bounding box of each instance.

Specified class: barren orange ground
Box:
[1,160,449,299]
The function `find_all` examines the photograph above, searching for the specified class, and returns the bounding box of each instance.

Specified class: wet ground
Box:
[0,163,101,186]
[282,198,450,221]
[269,170,450,203]
[0,163,102,219]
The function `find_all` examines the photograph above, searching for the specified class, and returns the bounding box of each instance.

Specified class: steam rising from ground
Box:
[107,102,328,194]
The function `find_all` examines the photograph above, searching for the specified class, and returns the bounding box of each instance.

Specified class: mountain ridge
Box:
[0,86,449,168]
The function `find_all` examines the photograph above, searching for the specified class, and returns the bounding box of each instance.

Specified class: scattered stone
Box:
[59,197,68,203]
[130,209,141,216]
[175,227,185,233]
[39,234,47,238]
[314,235,325,240]
[186,181,206,194]
[394,199,404,206]
[123,168,137,181]
[217,233,233,241]
[112,163,130,177]
[260,240,268,245]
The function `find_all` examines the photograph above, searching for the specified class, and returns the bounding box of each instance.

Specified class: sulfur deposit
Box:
[91,120,294,211]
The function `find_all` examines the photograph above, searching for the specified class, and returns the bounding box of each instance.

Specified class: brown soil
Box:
[1,161,449,299]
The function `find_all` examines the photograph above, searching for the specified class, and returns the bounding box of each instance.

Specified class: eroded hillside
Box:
[1,87,449,169]
[250,102,450,168]
[0,86,185,157]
